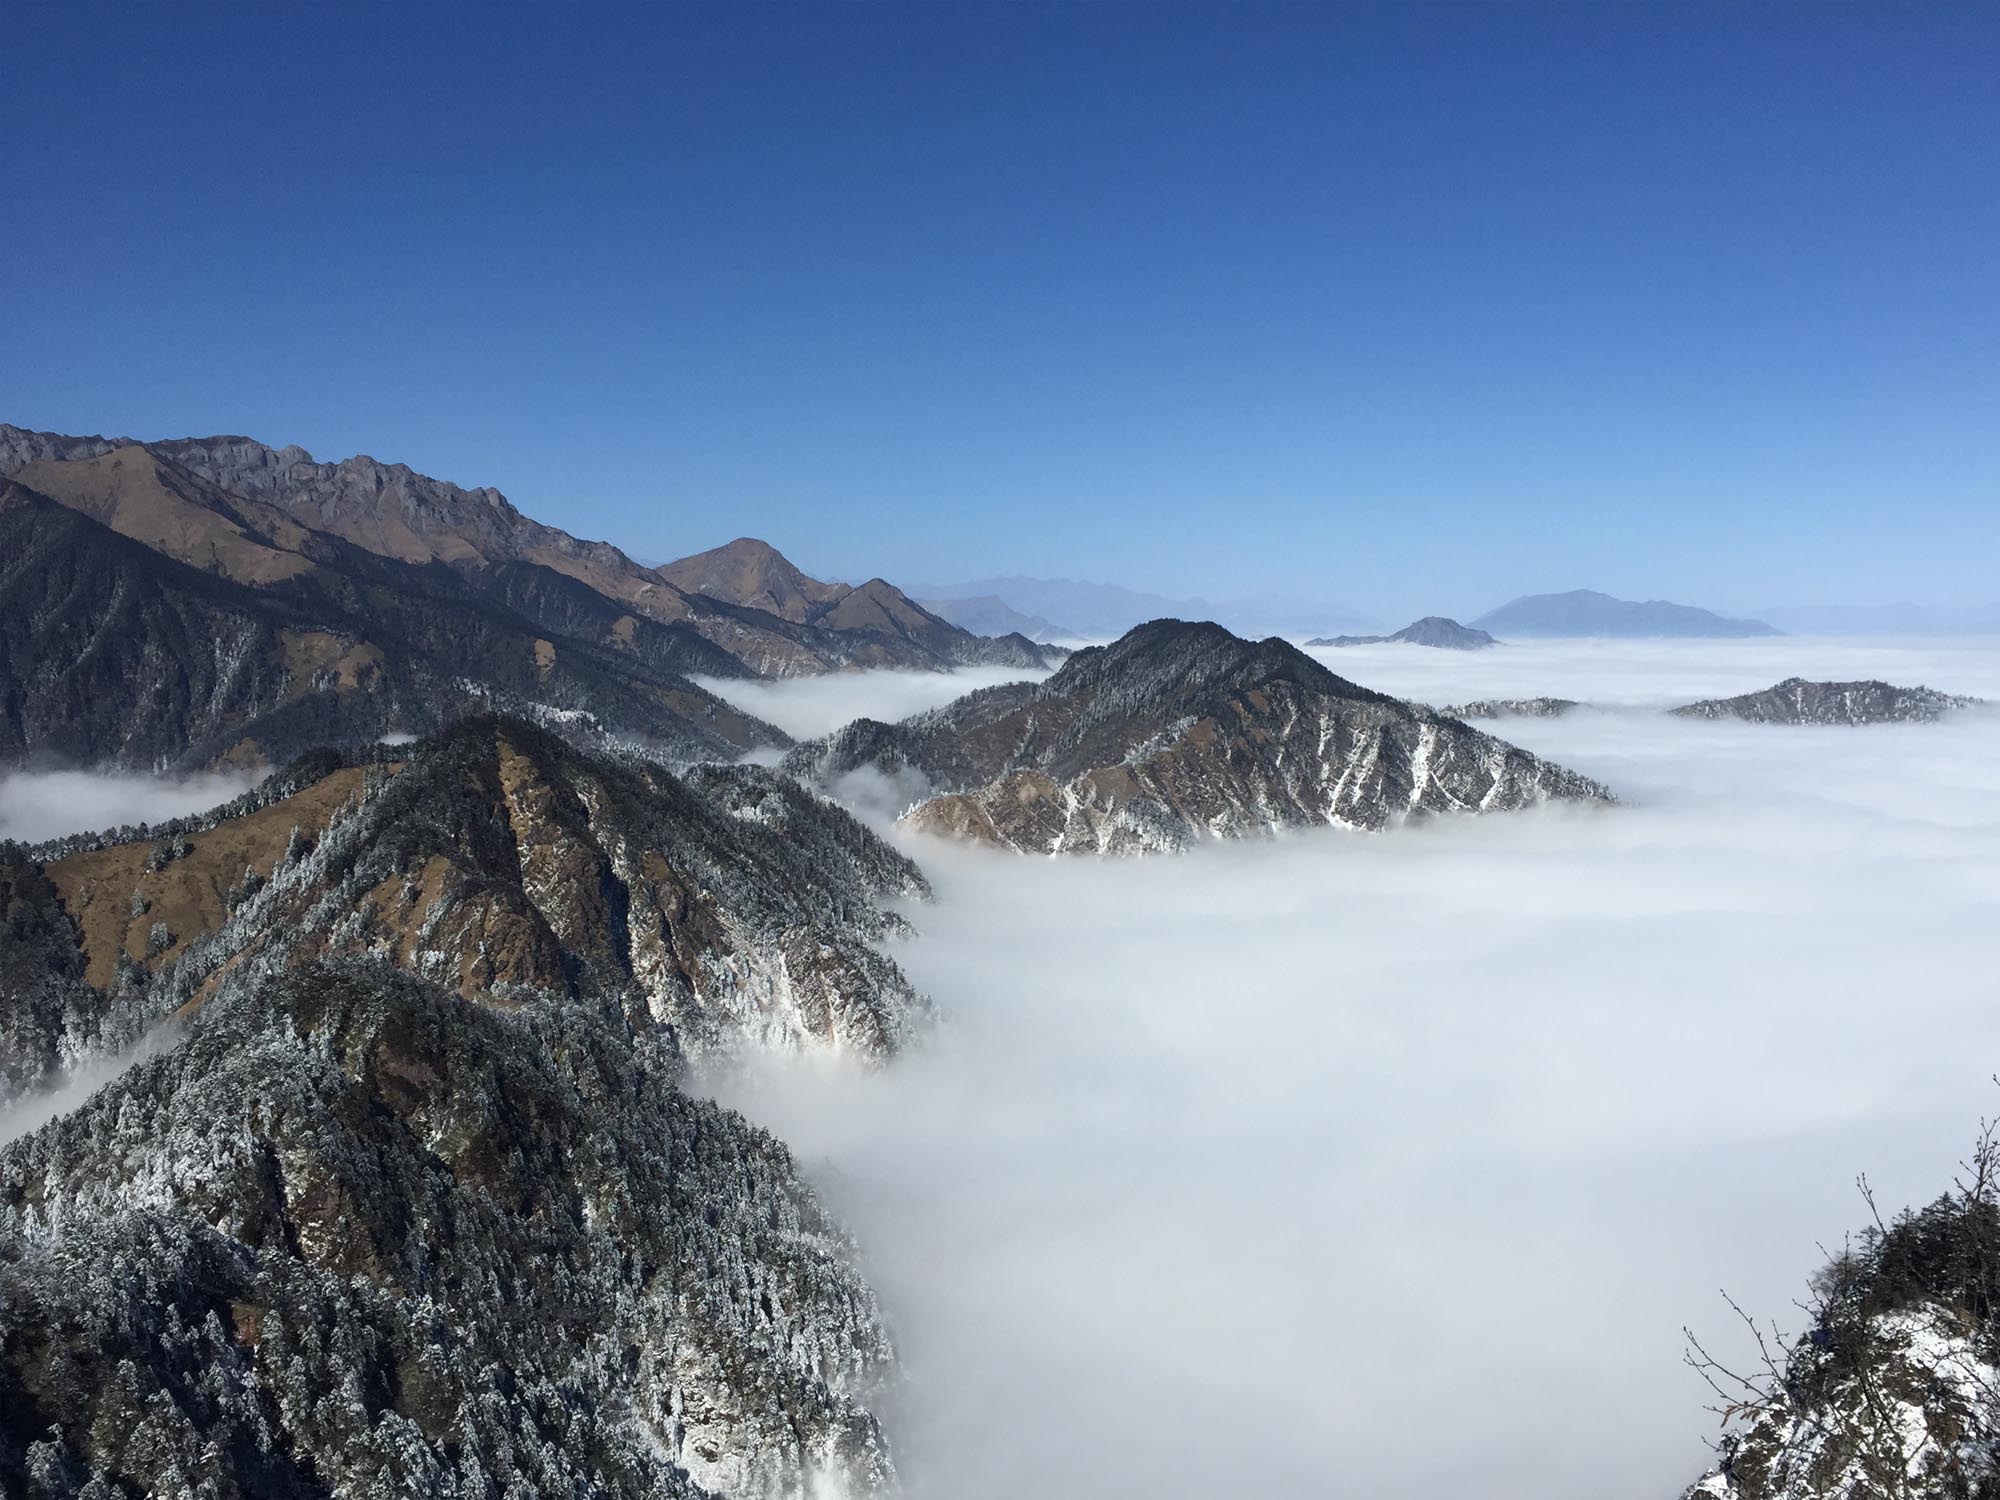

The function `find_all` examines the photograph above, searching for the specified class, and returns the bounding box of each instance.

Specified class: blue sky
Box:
[8,2,1995,621]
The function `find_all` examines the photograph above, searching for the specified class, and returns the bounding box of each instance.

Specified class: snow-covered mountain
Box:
[0,717,933,1491]
[0,715,929,1107]
[1672,677,1984,725]
[1679,1147,2000,1500]
[0,957,899,1498]
[786,619,1611,854]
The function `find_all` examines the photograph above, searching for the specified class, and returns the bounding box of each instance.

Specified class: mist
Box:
[701,640,2000,1500]
[0,1021,183,1147]
[694,665,1051,742]
[1299,632,2000,708]
[0,768,257,845]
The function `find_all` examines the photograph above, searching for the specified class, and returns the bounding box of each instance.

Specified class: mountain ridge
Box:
[1473,588,1780,639]
[787,619,1613,853]
[0,424,1061,679]
[0,467,786,772]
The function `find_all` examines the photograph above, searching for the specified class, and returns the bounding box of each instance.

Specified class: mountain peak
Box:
[789,619,1608,853]
[1307,615,1497,650]
[656,536,850,622]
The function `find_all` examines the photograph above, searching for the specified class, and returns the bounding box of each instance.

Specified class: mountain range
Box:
[785,619,1611,853]
[0,707,944,1495]
[1472,589,1781,639]
[0,426,1061,771]
[907,575,1373,641]
[915,594,1072,641]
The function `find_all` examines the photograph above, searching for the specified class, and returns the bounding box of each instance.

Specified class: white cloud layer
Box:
[694,665,1050,742]
[703,637,2000,1500]
[0,769,257,845]
[1301,631,2000,708]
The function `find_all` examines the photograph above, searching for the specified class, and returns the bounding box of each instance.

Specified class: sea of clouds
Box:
[693,664,1051,742]
[0,768,257,845]
[703,636,2000,1500]
[6,639,1999,1497]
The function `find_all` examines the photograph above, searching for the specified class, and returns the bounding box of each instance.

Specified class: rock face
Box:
[1309,616,1497,650]
[1473,589,1780,638]
[1441,697,1581,719]
[1671,677,1983,725]
[0,425,1063,679]
[786,620,1612,854]
[0,959,898,1499]
[4,716,928,1094]
[1679,1175,2000,1500]
[0,468,782,772]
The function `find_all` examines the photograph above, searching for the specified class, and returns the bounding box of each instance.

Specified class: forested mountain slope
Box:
[0,716,928,1109]
[0,959,897,1499]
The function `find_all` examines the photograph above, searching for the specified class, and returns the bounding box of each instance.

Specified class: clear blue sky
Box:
[8,2,1996,620]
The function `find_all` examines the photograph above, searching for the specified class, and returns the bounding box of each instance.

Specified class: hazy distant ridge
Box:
[1473,589,1779,639]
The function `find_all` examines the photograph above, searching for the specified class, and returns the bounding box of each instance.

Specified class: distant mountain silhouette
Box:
[1308,616,1496,650]
[918,594,1070,641]
[913,575,1371,641]
[1473,589,1779,638]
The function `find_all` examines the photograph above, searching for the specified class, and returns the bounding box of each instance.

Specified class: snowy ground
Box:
[704,637,2000,1500]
